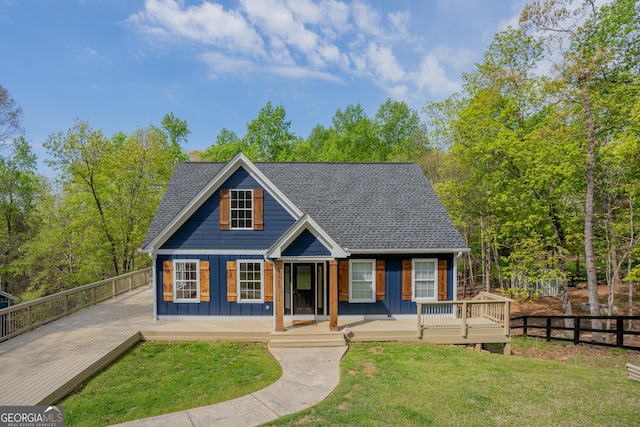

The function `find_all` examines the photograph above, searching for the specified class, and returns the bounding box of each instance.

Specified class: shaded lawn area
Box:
[264,341,640,427]
[59,341,281,427]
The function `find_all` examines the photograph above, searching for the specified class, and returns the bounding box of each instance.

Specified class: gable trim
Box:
[266,214,349,259]
[140,153,304,253]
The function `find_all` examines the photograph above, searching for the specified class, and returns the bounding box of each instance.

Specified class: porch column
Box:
[329,260,338,331]
[275,260,285,332]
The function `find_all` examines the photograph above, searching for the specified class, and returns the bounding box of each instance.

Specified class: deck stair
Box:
[269,329,347,348]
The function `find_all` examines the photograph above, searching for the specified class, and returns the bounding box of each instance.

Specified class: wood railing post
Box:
[504,300,510,336]
[112,278,116,297]
[574,317,580,345]
[63,294,68,315]
[461,302,467,338]
[417,303,422,338]
[129,275,133,291]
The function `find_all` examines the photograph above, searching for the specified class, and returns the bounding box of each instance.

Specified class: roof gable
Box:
[141,153,302,252]
[267,214,349,258]
[142,156,469,254]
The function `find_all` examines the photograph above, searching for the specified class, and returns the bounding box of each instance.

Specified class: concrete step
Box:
[269,331,347,348]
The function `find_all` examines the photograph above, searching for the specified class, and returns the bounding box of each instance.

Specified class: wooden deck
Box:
[0,287,154,406]
[1,287,511,406]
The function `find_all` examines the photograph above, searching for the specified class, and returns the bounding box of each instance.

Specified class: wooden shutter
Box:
[163,260,173,301]
[264,261,273,302]
[402,259,412,300]
[220,189,230,230]
[339,260,349,301]
[438,259,448,300]
[253,189,264,230]
[376,260,386,301]
[226,261,237,302]
[200,261,210,302]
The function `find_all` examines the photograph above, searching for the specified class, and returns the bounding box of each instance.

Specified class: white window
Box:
[349,259,376,303]
[238,260,263,303]
[413,259,437,301]
[174,260,199,302]
[230,190,253,229]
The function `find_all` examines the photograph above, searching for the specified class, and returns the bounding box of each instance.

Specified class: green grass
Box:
[59,341,281,427]
[264,342,640,427]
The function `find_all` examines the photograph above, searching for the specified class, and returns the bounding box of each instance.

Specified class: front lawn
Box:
[59,341,281,427]
[265,341,640,427]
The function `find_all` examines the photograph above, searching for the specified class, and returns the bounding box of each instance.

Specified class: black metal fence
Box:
[511,315,640,351]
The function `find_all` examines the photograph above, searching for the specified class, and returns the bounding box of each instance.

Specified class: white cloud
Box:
[415,53,462,97]
[129,0,264,54]
[128,0,472,99]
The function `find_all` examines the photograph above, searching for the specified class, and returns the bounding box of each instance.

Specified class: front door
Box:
[293,263,315,315]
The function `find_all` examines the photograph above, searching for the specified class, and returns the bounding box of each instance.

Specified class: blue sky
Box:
[1,0,527,171]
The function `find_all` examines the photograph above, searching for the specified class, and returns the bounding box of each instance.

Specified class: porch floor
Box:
[0,287,509,406]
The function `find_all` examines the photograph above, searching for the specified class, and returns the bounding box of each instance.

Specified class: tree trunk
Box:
[581,74,604,342]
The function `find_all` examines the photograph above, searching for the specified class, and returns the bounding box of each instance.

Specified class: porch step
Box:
[269,331,347,348]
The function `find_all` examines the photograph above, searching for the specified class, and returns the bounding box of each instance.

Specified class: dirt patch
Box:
[506,283,640,366]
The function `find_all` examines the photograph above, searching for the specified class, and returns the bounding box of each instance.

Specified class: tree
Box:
[161,113,190,162]
[521,0,640,340]
[44,120,174,277]
[200,128,244,162]
[0,136,39,295]
[0,85,23,146]
[243,101,298,161]
[375,98,422,161]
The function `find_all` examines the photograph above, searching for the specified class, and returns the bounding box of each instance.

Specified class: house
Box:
[140,153,469,331]
[0,290,17,338]
[0,290,17,310]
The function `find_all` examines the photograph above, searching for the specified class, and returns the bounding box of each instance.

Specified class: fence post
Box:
[616,316,624,347]
[546,317,552,342]
[574,317,580,345]
[129,274,133,291]
[112,278,116,297]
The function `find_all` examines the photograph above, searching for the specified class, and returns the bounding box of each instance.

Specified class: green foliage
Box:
[496,287,542,303]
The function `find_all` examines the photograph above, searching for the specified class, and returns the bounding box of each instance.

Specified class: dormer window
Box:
[230,190,253,229]
[220,188,264,231]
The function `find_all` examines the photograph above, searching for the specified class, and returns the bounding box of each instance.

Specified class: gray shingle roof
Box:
[142,161,468,252]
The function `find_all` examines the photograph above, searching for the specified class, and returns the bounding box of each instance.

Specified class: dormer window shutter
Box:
[220,189,230,230]
[253,189,264,230]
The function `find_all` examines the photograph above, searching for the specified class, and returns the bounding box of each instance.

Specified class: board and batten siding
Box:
[281,229,331,257]
[161,167,296,250]
[156,254,273,316]
[334,254,455,316]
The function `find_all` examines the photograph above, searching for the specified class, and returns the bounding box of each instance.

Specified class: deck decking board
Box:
[1,288,511,406]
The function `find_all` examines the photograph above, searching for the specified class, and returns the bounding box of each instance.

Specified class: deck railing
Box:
[0,268,152,343]
[417,292,512,339]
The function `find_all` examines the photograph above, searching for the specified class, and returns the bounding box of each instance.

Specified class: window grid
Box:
[239,261,262,302]
[413,259,436,300]
[350,260,375,302]
[175,260,198,301]
[230,190,253,229]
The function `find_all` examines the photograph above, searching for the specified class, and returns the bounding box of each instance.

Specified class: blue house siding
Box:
[156,254,273,317]
[332,254,455,317]
[161,167,296,250]
[282,229,331,257]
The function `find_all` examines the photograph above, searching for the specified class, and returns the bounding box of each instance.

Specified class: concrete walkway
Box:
[111,346,348,427]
